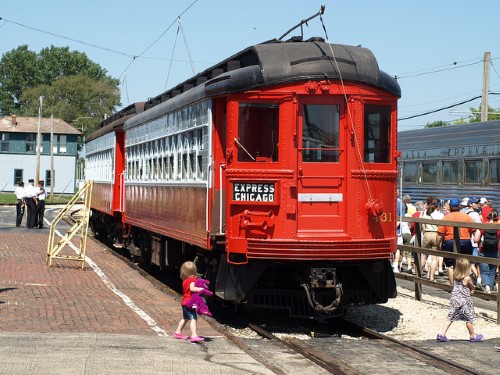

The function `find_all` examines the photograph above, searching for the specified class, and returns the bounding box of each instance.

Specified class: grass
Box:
[0,192,74,205]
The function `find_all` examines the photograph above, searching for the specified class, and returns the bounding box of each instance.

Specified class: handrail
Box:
[46,180,93,269]
[396,215,500,324]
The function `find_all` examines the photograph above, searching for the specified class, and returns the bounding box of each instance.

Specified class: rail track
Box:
[232,318,480,375]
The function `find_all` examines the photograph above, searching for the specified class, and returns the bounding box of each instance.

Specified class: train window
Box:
[403,162,418,184]
[491,159,500,184]
[197,155,203,180]
[364,105,391,163]
[183,154,189,180]
[422,162,437,184]
[238,103,278,162]
[465,160,482,184]
[168,155,174,180]
[302,104,339,162]
[442,160,459,184]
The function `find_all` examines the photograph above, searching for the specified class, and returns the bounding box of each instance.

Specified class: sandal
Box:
[172,332,188,340]
[470,334,483,342]
[437,333,449,342]
[190,335,205,343]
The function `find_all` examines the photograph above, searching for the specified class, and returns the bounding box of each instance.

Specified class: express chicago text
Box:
[233,182,275,202]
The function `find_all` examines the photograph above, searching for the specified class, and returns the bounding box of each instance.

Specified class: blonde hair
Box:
[180,261,197,280]
[454,258,471,282]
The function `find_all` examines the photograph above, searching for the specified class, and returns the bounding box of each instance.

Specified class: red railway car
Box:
[85,36,400,318]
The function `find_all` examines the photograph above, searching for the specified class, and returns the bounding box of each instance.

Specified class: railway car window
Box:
[302,104,339,162]
[403,162,418,184]
[238,103,278,162]
[465,160,482,184]
[422,162,437,184]
[364,105,391,163]
[443,161,459,184]
[491,159,500,184]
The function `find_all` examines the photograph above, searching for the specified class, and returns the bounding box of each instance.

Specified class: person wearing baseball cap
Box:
[436,198,480,285]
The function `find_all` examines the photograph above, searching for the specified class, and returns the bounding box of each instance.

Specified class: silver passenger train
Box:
[398,120,500,203]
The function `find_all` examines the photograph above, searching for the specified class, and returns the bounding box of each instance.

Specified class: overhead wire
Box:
[398,92,500,121]
[120,0,200,102]
[394,56,500,80]
[0,16,134,58]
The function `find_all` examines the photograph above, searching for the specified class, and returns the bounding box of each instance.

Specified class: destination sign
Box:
[233,182,275,202]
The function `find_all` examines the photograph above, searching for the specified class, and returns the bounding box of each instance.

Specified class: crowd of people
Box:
[395,193,499,344]
[14,179,46,229]
[394,193,499,294]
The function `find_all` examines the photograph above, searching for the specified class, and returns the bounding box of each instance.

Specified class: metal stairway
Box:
[46,180,93,268]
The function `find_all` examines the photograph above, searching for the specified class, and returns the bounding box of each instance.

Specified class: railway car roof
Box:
[398,120,500,150]
[125,37,400,130]
[85,102,145,143]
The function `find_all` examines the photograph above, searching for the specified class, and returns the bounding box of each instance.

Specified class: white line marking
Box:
[47,210,168,336]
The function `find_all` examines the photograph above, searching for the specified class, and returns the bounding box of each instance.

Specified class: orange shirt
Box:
[437,211,475,241]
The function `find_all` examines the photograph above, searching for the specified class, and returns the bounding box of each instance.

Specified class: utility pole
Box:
[481,51,491,122]
[35,96,43,184]
[50,115,54,200]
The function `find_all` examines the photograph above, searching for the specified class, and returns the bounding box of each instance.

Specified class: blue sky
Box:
[1,1,499,131]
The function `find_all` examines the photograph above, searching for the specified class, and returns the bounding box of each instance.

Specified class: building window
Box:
[364,105,391,163]
[14,169,23,185]
[26,133,35,152]
[1,133,9,152]
[59,135,67,153]
[45,170,54,187]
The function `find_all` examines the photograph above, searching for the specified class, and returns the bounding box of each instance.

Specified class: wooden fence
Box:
[397,215,500,324]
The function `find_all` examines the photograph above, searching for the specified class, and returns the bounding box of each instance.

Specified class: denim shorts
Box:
[182,305,197,320]
[442,240,473,267]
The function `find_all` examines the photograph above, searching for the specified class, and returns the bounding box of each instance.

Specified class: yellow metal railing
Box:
[46,180,93,269]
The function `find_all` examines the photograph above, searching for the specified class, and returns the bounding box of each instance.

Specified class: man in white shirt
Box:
[14,181,25,227]
[35,180,46,229]
[24,179,38,228]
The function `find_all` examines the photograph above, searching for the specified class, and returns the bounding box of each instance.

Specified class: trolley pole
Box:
[481,51,490,122]
[35,96,43,184]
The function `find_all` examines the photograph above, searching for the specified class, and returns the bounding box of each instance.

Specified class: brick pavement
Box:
[0,226,220,338]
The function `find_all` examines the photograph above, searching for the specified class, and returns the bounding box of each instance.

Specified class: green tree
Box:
[467,105,500,123]
[0,45,120,118]
[425,120,449,128]
[21,75,120,137]
[0,45,38,116]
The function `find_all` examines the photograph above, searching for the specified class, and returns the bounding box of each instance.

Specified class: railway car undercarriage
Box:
[215,258,396,319]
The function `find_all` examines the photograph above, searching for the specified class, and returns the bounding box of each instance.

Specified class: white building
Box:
[0,115,81,194]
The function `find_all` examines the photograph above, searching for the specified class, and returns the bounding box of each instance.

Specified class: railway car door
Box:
[297,99,346,234]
